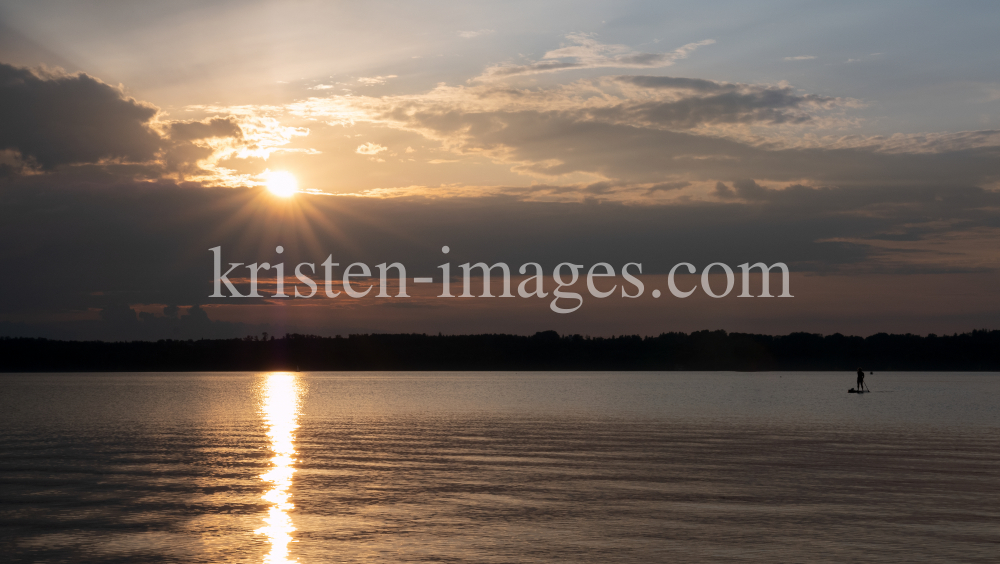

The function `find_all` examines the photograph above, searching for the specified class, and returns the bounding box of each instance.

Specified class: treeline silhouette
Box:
[1,329,998,372]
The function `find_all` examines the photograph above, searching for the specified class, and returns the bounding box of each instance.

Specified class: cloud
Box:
[443,113,997,186]
[292,74,854,144]
[477,34,714,80]
[167,117,243,142]
[647,181,691,195]
[357,75,397,85]
[615,75,737,93]
[292,75,999,190]
[784,55,816,61]
[159,116,247,179]
[4,31,998,339]
[0,62,162,169]
[1,179,998,312]
[2,176,1000,339]
[157,107,310,187]
[459,29,495,39]
[600,76,841,128]
[712,181,735,199]
[730,178,769,200]
[0,64,315,189]
[584,180,616,194]
[356,142,387,155]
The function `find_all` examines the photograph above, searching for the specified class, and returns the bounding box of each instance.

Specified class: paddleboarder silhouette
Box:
[856,367,866,392]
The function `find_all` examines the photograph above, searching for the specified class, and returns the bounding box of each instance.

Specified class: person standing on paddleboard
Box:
[856,368,865,391]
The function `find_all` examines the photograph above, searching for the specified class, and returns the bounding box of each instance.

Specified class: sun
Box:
[265,171,298,198]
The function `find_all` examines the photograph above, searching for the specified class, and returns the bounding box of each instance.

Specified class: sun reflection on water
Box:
[255,372,303,564]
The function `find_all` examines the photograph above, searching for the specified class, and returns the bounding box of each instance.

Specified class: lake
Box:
[1,372,998,563]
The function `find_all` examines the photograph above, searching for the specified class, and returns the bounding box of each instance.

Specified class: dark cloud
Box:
[0,161,22,178]
[732,178,769,200]
[584,181,616,194]
[597,77,837,128]
[1,176,997,299]
[0,64,248,182]
[713,181,735,199]
[160,117,244,177]
[647,181,690,195]
[0,62,162,169]
[168,117,243,142]
[349,75,997,188]
[616,75,733,93]
[1,60,998,339]
[1,175,998,338]
[399,109,999,186]
[594,92,814,128]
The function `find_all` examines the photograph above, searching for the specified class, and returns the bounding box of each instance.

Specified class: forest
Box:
[1,329,998,372]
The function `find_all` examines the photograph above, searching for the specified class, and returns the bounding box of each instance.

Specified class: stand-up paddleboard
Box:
[848,388,867,393]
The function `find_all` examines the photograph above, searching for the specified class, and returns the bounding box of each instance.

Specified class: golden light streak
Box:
[255,372,303,564]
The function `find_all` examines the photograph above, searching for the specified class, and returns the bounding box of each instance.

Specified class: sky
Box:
[1,0,998,340]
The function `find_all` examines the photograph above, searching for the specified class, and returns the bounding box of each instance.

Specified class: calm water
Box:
[1,372,998,563]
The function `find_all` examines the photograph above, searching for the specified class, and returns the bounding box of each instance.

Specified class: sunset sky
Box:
[1,1,999,340]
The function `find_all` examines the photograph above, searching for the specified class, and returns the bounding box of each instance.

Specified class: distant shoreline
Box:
[2,330,998,372]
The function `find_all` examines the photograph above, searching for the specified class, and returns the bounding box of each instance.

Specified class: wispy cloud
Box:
[289,71,997,195]
[292,74,855,149]
[459,29,495,39]
[357,75,397,85]
[476,34,715,80]
[784,55,816,61]
[356,142,387,155]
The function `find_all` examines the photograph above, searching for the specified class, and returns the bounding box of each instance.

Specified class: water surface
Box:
[1,372,997,562]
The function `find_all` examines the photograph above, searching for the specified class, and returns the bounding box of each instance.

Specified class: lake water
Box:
[1,372,998,563]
